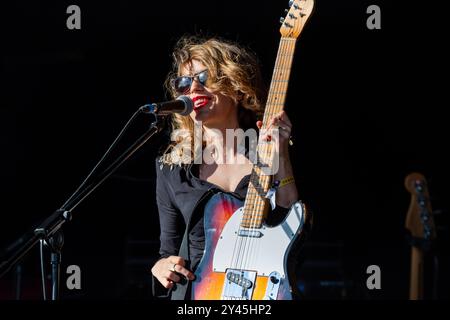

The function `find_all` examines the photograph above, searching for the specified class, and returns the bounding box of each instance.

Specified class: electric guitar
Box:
[191,0,314,300]
[404,172,436,300]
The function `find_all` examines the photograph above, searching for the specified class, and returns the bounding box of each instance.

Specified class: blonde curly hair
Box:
[161,36,266,165]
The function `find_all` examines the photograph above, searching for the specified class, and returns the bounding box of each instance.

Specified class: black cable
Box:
[63,124,160,212]
[43,108,142,300]
[60,108,145,210]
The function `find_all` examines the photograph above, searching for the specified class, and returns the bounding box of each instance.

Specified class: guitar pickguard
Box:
[191,192,305,300]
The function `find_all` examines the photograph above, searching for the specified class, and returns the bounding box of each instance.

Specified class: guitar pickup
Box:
[237,229,263,238]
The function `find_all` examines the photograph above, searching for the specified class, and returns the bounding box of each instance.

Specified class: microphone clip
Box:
[139,103,158,114]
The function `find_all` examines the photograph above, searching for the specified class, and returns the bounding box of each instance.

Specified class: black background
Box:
[1,0,448,300]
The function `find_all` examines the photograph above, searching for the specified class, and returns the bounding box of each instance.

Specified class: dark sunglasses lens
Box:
[198,71,208,85]
[173,71,208,93]
[174,77,192,93]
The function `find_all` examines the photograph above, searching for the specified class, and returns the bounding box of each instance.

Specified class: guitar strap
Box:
[170,225,191,300]
[171,187,216,300]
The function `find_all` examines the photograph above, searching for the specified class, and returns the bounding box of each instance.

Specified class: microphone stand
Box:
[0,112,166,300]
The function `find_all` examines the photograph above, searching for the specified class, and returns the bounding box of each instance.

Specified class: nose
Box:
[189,77,205,93]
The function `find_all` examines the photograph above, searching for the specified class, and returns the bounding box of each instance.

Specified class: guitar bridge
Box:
[221,269,257,300]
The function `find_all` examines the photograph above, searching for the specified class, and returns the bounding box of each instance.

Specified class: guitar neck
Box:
[241,37,297,229]
[409,247,424,300]
[404,173,437,300]
[263,37,297,126]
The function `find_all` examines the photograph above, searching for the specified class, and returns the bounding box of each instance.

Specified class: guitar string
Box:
[223,37,288,300]
[226,160,260,295]
[234,89,274,295]
[227,166,258,296]
[240,37,292,298]
[239,35,282,296]
[249,37,295,297]
[244,37,288,291]
[223,7,307,298]
[253,37,291,285]
[247,37,286,298]
[225,36,295,298]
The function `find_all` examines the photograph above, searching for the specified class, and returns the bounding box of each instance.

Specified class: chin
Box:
[191,113,204,123]
[191,110,212,124]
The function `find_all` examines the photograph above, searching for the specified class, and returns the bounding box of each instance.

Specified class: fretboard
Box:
[241,37,297,229]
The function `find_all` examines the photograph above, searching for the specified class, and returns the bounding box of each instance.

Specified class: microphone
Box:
[140,95,193,116]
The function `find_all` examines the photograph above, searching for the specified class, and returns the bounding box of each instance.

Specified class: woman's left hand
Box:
[257,111,292,159]
[256,111,297,208]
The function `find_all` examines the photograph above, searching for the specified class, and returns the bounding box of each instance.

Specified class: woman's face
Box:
[179,60,238,128]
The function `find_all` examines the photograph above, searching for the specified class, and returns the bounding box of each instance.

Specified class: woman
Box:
[150,36,300,299]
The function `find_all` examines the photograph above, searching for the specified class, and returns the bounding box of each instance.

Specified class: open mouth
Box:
[192,95,211,110]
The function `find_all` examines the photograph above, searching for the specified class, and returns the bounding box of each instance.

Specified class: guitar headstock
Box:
[279,0,314,38]
[405,172,436,241]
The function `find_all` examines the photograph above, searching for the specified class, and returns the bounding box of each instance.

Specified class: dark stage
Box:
[0,0,448,301]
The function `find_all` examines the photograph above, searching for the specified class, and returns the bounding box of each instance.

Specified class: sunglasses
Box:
[172,70,209,94]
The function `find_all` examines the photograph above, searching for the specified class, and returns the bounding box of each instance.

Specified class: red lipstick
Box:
[192,95,211,111]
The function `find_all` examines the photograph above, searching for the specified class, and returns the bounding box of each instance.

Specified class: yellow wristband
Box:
[279,176,295,188]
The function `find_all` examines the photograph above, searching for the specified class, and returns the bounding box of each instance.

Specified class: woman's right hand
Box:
[151,255,195,289]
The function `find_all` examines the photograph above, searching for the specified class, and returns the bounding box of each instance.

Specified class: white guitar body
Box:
[214,201,305,277]
[191,199,306,300]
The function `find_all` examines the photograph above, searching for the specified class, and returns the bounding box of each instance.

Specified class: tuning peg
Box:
[280,17,285,24]
[288,13,297,19]
[284,22,294,28]
[285,9,289,14]
[288,0,294,7]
